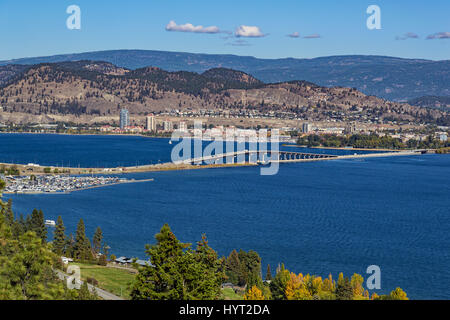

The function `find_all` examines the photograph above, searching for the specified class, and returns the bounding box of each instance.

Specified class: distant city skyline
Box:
[0,0,449,61]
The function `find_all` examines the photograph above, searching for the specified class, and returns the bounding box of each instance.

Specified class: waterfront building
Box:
[179,121,187,132]
[302,122,310,134]
[345,121,357,134]
[164,120,173,132]
[120,109,130,129]
[146,114,156,132]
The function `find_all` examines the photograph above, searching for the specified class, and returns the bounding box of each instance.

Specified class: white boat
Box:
[45,220,56,227]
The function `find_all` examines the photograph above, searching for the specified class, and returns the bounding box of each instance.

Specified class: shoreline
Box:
[0,161,259,177]
[0,131,170,139]
[0,150,431,178]
[282,144,405,152]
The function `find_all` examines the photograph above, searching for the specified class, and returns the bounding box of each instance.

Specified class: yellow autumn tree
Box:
[350,273,367,300]
[244,286,265,300]
[389,287,409,300]
[322,274,335,293]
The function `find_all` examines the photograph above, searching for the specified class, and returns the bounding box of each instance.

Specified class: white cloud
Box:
[426,32,450,40]
[303,34,321,39]
[287,32,300,38]
[235,25,266,38]
[165,20,221,34]
[396,32,419,40]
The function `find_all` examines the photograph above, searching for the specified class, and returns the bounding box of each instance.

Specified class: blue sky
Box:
[0,0,448,61]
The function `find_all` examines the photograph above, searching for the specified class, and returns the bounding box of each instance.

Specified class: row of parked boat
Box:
[2,175,128,194]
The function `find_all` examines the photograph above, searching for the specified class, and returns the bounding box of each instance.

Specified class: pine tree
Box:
[225,250,241,285]
[0,230,67,300]
[53,216,66,256]
[5,199,14,226]
[131,224,189,300]
[92,227,103,254]
[265,264,272,281]
[269,264,290,300]
[238,250,262,289]
[74,219,92,261]
[193,234,226,299]
[30,209,47,242]
[336,275,353,300]
[65,234,75,258]
[131,224,223,300]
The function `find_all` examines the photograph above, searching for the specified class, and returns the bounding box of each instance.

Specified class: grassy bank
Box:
[71,263,136,299]
[221,288,244,300]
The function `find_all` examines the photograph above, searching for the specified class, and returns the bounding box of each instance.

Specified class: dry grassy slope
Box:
[0,63,446,124]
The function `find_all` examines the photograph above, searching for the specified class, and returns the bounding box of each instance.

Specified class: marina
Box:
[2,175,154,194]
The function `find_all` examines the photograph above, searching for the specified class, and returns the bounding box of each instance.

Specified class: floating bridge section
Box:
[179,150,338,165]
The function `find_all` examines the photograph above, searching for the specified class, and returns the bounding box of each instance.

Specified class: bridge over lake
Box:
[178,150,337,165]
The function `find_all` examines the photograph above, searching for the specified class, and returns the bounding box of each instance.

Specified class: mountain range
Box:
[1,49,449,102]
[0,61,448,126]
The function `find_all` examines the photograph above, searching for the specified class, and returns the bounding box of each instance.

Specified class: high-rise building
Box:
[163,120,173,132]
[179,121,187,132]
[120,109,130,129]
[345,121,357,134]
[302,122,310,134]
[146,114,156,132]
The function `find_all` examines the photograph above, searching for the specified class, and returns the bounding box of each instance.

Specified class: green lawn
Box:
[221,288,244,300]
[71,263,136,299]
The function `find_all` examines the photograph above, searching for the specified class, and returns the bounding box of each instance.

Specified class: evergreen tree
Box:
[4,199,14,226]
[131,224,223,300]
[30,209,47,242]
[92,227,103,254]
[270,264,290,300]
[24,213,32,233]
[11,219,24,239]
[238,250,263,289]
[131,224,189,300]
[192,235,225,299]
[265,264,272,281]
[0,230,67,300]
[73,219,92,261]
[65,234,75,259]
[225,250,241,285]
[336,275,353,300]
[75,281,98,300]
[53,216,66,256]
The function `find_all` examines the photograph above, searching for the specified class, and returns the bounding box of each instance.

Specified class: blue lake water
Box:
[2,133,450,299]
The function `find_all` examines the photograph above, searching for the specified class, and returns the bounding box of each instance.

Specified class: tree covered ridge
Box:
[0,180,97,300]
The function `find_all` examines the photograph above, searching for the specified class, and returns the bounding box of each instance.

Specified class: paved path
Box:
[55,269,124,300]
